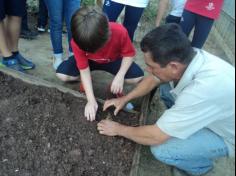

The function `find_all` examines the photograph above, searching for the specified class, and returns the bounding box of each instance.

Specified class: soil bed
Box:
[0,72,139,176]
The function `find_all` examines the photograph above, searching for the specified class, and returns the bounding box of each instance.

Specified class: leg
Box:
[38,0,48,30]
[88,59,144,84]
[56,56,80,82]
[103,0,124,22]
[5,16,21,52]
[64,0,81,53]
[151,128,229,175]
[180,10,196,37]
[123,5,145,41]
[21,0,28,31]
[0,22,12,57]
[191,15,214,49]
[159,83,175,109]
[165,15,181,24]
[44,0,63,54]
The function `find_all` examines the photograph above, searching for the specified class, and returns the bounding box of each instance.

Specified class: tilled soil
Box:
[0,72,139,176]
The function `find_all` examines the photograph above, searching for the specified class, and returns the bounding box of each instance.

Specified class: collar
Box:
[170,49,205,96]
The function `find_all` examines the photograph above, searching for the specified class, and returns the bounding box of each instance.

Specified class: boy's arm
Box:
[80,67,98,121]
[156,0,170,26]
[111,57,134,94]
[104,75,161,115]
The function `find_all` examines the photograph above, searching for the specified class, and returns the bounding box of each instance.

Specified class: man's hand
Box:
[111,74,124,94]
[97,120,121,136]
[103,97,127,116]
[85,100,98,122]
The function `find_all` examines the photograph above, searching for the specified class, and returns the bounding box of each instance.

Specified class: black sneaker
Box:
[20,29,38,40]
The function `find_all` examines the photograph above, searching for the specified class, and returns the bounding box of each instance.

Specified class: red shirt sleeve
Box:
[120,27,136,58]
[71,39,89,70]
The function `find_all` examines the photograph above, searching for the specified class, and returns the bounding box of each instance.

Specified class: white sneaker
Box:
[53,57,63,70]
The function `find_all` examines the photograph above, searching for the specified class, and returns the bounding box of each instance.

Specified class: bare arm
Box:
[104,75,162,115]
[80,67,98,121]
[124,74,161,102]
[111,57,134,94]
[98,120,171,146]
[80,67,95,102]
[156,0,170,27]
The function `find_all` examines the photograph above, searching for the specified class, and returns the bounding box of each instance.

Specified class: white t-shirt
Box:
[157,49,235,156]
[111,0,149,8]
[170,0,187,17]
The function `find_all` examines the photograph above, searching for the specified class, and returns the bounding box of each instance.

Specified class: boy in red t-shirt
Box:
[56,6,144,121]
[180,0,224,48]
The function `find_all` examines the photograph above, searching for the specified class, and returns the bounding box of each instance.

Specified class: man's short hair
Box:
[140,23,194,67]
[71,6,109,53]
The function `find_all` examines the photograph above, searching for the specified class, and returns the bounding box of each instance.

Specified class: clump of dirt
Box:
[0,72,139,176]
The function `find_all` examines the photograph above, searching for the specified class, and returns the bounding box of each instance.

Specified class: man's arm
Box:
[98,120,171,145]
[156,0,170,26]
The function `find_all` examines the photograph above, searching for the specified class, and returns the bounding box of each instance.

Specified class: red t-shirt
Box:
[185,0,224,20]
[71,22,136,70]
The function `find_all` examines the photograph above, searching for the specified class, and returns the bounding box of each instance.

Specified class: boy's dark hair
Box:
[71,6,109,53]
[140,23,194,67]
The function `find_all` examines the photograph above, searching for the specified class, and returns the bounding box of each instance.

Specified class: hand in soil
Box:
[85,100,98,121]
[103,97,127,116]
[97,119,122,136]
[110,74,124,94]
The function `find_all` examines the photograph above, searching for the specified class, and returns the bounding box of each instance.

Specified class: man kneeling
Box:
[97,24,235,176]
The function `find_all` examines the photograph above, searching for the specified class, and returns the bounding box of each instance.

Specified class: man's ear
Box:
[168,61,186,79]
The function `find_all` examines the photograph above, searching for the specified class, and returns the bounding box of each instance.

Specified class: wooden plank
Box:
[129,94,151,176]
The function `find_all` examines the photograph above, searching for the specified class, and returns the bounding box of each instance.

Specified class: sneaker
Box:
[2,58,25,72]
[20,29,38,40]
[37,26,46,33]
[15,53,36,70]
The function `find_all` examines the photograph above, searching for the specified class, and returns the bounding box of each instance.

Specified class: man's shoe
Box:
[2,59,25,72]
[16,53,36,70]
[20,29,38,40]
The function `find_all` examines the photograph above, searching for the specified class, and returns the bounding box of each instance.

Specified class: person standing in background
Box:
[180,0,224,48]
[103,0,149,41]
[0,0,35,71]
[20,0,38,40]
[43,0,81,70]
[155,0,187,27]
[37,0,48,33]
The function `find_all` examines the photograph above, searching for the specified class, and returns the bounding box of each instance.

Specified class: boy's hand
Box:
[85,100,98,122]
[103,97,127,116]
[111,75,124,95]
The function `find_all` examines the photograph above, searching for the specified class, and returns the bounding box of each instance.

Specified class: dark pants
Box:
[103,0,145,42]
[21,0,28,30]
[56,56,144,79]
[38,0,48,27]
[180,10,214,49]
[0,0,26,21]
[165,14,182,24]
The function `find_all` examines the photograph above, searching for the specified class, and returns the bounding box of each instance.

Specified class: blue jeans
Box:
[44,0,80,54]
[180,10,214,49]
[151,129,229,175]
[103,0,145,41]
